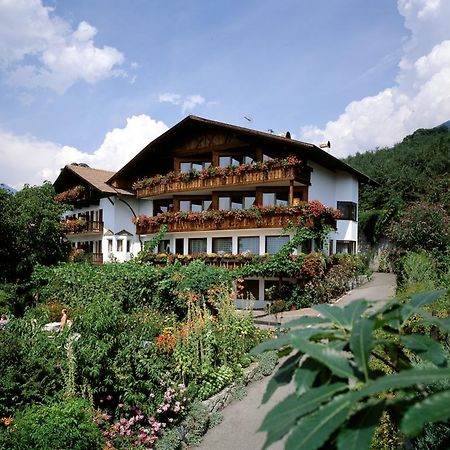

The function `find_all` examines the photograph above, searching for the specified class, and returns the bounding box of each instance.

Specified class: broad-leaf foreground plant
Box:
[252,290,450,449]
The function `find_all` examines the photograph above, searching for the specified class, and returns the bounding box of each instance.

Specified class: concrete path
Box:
[198,272,396,450]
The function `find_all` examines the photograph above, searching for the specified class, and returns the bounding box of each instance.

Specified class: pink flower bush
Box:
[97,382,188,449]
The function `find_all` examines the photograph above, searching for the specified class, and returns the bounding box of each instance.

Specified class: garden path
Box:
[198,272,397,450]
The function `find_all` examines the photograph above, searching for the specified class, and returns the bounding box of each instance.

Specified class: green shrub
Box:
[399,251,438,291]
[1,397,102,450]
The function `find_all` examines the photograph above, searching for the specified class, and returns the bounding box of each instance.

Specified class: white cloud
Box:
[158,92,181,105]
[159,92,206,114]
[0,115,168,189]
[182,94,205,114]
[300,0,450,157]
[0,0,124,93]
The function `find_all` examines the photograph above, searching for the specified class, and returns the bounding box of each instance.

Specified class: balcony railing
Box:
[136,166,309,198]
[63,219,104,235]
[135,203,339,235]
[89,252,104,264]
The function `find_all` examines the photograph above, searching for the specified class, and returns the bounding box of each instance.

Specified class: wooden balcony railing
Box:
[63,220,104,235]
[136,166,307,198]
[89,252,104,264]
[136,211,335,235]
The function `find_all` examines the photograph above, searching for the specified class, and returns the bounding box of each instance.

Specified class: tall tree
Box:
[0,182,70,284]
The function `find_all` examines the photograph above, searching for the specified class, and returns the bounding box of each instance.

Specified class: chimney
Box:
[319,141,331,149]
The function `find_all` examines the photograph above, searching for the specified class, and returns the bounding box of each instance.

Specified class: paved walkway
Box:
[198,273,396,450]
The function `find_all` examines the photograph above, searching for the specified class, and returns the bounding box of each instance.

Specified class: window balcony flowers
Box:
[132,155,304,191]
[134,201,341,234]
[54,185,86,204]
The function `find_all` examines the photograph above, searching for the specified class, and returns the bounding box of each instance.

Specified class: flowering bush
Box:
[132,155,304,190]
[387,201,450,253]
[98,382,187,449]
[54,185,86,203]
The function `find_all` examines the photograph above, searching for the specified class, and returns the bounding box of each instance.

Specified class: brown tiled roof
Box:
[58,164,133,196]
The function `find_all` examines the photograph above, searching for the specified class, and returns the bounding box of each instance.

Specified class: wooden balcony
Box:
[136,211,335,235]
[63,220,104,235]
[136,166,308,198]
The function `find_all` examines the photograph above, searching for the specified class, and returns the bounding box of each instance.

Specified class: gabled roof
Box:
[108,115,375,186]
[54,164,133,196]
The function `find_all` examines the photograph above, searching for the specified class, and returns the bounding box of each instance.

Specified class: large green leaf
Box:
[350,317,374,381]
[314,304,349,329]
[337,400,386,450]
[295,357,321,395]
[251,334,292,355]
[408,289,447,309]
[359,368,450,398]
[285,391,359,450]
[401,390,450,436]
[401,335,447,367]
[401,290,447,320]
[262,352,301,404]
[261,383,348,449]
[292,336,355,379]
[282,315,330,329]
[342,300,369,328]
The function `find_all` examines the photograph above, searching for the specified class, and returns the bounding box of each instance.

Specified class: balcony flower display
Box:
[61,217,87,233]
[132,155,304,191]
[134,201,341,234]
[54,185,86,203]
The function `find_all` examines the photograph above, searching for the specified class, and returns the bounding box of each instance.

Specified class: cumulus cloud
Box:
[0,115,168,189]
[159,92,206,114]
[300,0,450,157]
[0,0,125,93]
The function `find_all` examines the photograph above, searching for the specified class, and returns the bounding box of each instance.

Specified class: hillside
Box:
[345,125,450,210]
[344,125,450,242]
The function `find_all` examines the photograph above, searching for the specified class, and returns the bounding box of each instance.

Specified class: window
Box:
[238,236,260,255]
[117,240,123,252]
[264,280,279,301]
[218,194,255,210]
[337,201,357,221]
[153,199,173,215]
[107,239,113,253]
[238,279,259,300]
[336,241,356,254]
[188,238,207,254]
[179,198,212,212]
[175,238,184,255]
[212,237,233,253]
[126,240,131,253]
[263,192,289,207]
[157,239,170,253]
[218,155,254,167]
[265,235,290,254]
[180,161,211,173]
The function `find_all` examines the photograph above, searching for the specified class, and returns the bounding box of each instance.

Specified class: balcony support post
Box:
[289,180,294,206]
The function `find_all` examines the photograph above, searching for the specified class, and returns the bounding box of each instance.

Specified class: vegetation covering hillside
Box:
[344,125,450,244]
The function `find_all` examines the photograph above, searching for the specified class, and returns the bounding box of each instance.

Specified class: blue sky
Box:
[0,0,449,188]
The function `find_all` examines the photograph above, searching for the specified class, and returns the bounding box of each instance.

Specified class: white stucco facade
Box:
[308,162,359,253]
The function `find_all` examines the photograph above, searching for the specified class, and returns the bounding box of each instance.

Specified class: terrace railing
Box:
[136,166,306,198]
